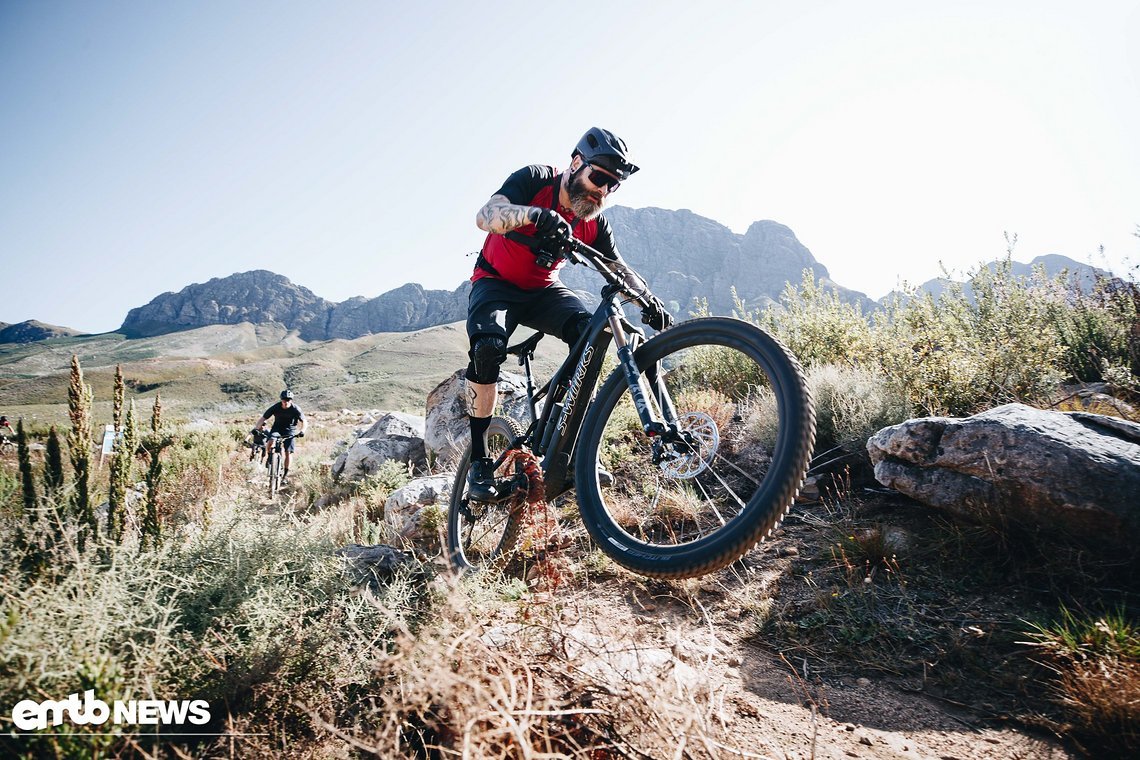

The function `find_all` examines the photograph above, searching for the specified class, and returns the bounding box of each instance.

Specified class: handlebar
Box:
[563,238,656,309]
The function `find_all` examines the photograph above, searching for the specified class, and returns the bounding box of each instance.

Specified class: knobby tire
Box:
[573,317,816,579]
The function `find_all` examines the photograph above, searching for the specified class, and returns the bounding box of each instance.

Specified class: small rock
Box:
[856,677,871,687]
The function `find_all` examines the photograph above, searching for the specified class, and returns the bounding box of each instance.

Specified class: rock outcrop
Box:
[867,403,1140,550]
[383,476,453,543]
[332,412,427,481]
[424,369,538,465]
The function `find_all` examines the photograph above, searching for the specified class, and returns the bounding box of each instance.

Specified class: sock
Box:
[283,468,289,478]
[469,415,491,460]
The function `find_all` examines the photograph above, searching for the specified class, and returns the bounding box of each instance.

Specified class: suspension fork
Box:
[609,311,672,437]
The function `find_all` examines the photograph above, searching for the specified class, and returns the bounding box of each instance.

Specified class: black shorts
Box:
[467,277,590,346]
[270,430,297,453]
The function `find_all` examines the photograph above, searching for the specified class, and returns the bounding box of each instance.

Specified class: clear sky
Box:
[2,0,1138,333]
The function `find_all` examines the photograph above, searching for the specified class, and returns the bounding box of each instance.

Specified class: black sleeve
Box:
[294,406,305,423]
[593,214,620,260]
[264,403,280,419]
[494,165,556,205]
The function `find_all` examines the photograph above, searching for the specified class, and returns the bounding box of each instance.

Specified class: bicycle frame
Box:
[495,245,683,501]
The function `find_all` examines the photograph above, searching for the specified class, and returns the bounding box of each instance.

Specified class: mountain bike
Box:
[446,238,816,580]
[263,431,297,498]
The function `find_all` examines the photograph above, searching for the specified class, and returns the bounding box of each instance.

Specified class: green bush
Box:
[745,257,1116,418]
[1048,277,1140,383]
[755,274,875,368]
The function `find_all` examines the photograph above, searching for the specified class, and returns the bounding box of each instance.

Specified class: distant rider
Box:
[254,390,306,483]
[464,127,673,500]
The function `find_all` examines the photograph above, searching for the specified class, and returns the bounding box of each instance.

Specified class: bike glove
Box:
[641,295,674,331]
[297,431,305,438]
[531,208,573,241]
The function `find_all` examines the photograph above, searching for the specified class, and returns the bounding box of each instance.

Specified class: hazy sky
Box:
[2,0,1138,333]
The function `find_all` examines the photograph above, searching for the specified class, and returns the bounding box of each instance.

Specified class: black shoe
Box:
[467,457,501,502]
[597,465,614,487]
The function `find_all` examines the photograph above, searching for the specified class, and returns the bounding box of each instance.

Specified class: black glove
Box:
[530,209,574,267]
[297,430,305,438]
[531,208,573,240]
[641,295,674,331]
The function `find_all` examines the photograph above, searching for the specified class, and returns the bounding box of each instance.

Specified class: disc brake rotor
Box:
[659,411,719,480]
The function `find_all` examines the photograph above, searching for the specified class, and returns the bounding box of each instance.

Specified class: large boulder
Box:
[867,403,1140,549]
[424,369,538,466]
[333,412,427,481]
[383,475,453,545]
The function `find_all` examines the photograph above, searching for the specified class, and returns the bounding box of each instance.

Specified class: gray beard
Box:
[567,172,604,220]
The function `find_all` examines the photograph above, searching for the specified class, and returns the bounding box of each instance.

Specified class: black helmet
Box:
[280,390,294,400]
[573,127,639,180]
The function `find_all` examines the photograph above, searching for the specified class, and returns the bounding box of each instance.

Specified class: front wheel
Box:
[267,450,281,498]
[574,317,816,579]
[447,416,527,573]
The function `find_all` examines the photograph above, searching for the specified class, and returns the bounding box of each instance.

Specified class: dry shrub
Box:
[748,363,910,457]
[287,579,758,759]
[1023,607,1140,754]
[1054,656,1140,751]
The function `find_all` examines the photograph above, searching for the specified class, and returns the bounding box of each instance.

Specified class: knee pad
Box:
[465,335,507,384]
[561,314,592,347]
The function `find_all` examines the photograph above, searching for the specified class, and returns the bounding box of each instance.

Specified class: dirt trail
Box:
[544,574,1071,760]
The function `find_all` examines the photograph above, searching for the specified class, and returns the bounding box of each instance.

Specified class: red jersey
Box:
[473,165,619,290]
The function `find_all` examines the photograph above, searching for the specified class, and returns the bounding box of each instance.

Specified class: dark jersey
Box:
[263,402,304,434]
[473,165,619,290]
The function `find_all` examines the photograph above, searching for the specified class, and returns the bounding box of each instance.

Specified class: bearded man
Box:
[463,127,671,500]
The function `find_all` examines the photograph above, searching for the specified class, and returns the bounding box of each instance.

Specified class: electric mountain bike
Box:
[446,238,817,579]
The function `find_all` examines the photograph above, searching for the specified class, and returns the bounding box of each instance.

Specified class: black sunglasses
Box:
[583,163,621,192]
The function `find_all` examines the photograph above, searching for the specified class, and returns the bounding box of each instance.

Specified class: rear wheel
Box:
[447,416,526,572]
[574,317,815,579]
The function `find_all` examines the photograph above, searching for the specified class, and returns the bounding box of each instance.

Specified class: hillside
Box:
[0,320,83,344]
[0,320,566,423]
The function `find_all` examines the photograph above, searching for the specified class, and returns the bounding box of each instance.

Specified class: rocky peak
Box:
[0,320,83,344]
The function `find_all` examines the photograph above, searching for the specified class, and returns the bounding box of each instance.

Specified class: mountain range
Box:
[3,206,1109,344]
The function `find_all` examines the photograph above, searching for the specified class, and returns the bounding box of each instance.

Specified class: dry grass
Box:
[1023,607,1140,755]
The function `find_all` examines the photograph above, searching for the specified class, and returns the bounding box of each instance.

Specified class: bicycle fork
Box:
[609,312,701,465]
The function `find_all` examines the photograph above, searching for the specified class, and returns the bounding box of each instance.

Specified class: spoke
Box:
[704,463,749,513]
[692,476,726,526]
[711,450,763,486]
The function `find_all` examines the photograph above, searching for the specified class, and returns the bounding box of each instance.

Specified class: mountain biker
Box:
[465,127,673,501]
[254,390,306,484]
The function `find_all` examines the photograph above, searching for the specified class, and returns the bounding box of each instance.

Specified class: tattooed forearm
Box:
[476,194,538,234]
